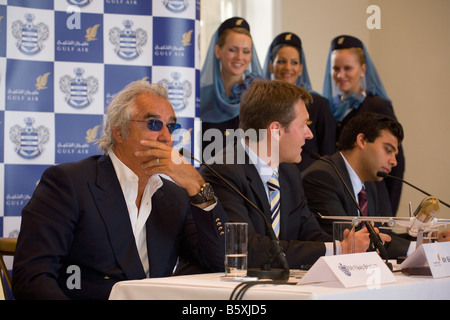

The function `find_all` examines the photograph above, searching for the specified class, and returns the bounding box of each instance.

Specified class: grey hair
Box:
[96,80,169,153]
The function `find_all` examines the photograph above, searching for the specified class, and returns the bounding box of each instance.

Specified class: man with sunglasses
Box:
[12,80,228,300]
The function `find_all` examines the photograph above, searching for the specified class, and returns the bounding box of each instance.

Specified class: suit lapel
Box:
[331,153,380,217]
[145,187,169,278]
[331,153,360,216]
[146,183,189,278]
[245,162,271,218]
[331,153,353,192]
[366,183,378,216]
[88,155,146,280]
[234,142,271,217]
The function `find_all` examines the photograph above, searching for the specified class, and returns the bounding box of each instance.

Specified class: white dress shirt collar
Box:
[339,152,364,205]
[108,150,163,277]
[240,138,278,200]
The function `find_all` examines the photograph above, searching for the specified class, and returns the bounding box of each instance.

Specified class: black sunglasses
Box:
[130,119,181,134]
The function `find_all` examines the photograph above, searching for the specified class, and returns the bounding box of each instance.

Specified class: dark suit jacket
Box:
[301,152,410,258]
[12,155,227,300]
[200,142,332,270]
[298,93,336,171]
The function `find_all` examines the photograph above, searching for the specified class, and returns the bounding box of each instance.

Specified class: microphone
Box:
[178,148,290,281]
[376,171,450,208]
[310,152,391,267]
[408,195,440,238]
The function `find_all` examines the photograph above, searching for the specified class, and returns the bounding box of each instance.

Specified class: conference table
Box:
[109,269,450,300]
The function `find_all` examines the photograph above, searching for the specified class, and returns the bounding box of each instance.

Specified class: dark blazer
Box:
[200,142,332,270]
[298,93,336,171]
[12,154,227,300]
[301,152,410,258]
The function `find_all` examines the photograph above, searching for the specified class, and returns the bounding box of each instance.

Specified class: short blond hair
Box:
[239,80,312,141]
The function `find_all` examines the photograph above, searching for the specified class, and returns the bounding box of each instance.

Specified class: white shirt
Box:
[240,138,276,201]
[109,151,163,277]
[340,152,365,216]
[339,153,416,255]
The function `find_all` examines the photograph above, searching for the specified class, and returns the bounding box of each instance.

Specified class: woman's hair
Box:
[332,47,366,66]
[96,80,168,153]
[217,27,252,48]
[270,44,302,64]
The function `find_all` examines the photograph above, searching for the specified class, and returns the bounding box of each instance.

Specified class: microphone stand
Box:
[179,148,290,281]
[377,172,450,208]
[311,152,393,271]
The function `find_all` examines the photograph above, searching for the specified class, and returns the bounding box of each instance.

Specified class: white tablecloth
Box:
[109,271,450,300]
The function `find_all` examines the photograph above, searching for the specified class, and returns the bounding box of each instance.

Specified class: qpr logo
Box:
[338,263,352,277]
[163,0,189,13]
[59,68,99,109]
[10,117,50,159]
[12,13,49,55]
[67,0,92,7]
[158,72,192,112]
[109,20,147,60]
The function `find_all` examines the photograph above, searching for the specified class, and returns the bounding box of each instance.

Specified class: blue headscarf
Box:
[263,32,319,95]
[200,17,262,123]
[322,35,390,121]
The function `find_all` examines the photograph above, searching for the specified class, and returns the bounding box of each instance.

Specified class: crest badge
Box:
[163,0,188,13]
[12,13,49,55]
[59,68,99,109]
[109,20,147,60]
[67,0,92,7]
[158,72,192,112]
[10,117,50,159]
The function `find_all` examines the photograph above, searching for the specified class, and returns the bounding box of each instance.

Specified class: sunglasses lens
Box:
[146,119,181,134]
[167,123,181,134]
[147,119,163,131]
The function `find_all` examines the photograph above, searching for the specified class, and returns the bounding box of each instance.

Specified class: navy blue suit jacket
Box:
[200,142,332,270]
[12,155,227,300]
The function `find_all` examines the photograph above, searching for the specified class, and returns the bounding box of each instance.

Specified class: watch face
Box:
[202,183,215,200]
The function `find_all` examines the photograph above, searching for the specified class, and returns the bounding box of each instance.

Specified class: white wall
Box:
[200,0,274,65]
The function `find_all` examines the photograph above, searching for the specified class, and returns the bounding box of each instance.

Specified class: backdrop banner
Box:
[0,0,200,247]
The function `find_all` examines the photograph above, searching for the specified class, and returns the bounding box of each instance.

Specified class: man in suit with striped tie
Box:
[200,80,382,270]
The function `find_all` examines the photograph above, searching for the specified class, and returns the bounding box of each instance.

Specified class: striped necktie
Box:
[267,171,281,238]
[358,186,368,216]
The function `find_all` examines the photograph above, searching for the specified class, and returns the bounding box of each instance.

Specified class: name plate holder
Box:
[400,242,450,278]
[297,252,396,288]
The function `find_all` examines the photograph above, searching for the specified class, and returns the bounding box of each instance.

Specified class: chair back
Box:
[0,238,17,300]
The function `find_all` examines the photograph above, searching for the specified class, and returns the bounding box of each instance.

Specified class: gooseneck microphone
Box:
[376,171,450,208]
[178,148,290,281]
[310,152,392,268]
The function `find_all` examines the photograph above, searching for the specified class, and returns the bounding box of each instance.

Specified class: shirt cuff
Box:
[325,241,338,255]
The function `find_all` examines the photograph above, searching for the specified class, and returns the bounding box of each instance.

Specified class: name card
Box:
[400,242,450,278]
[297,252,396,288]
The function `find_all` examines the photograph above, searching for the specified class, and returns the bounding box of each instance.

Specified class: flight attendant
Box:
[200,17,262,159]
[322,35,405,215]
